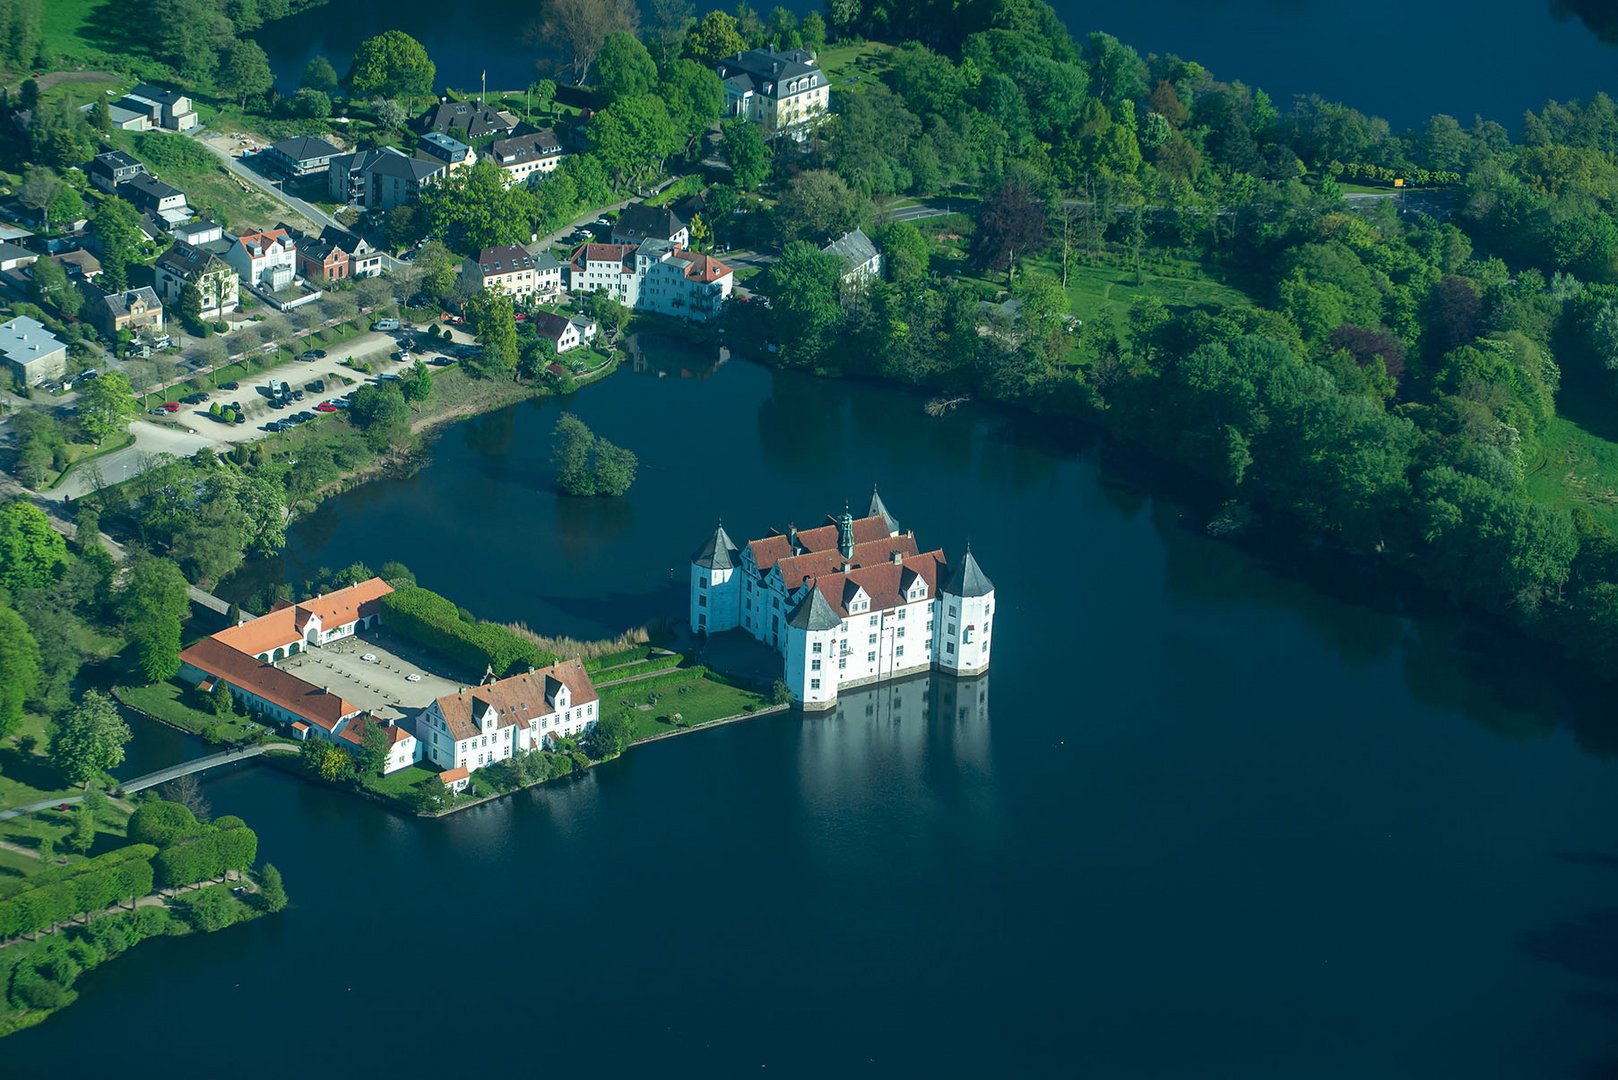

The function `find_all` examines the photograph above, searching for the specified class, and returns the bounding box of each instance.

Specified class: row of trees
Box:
[0,845,156,942]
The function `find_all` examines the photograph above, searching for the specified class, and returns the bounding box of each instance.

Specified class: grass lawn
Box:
[818,41,897,85]
[1056,259,1252,324]
[0,800,134,870]
[1524,414,1618,532]
[107,129,289,232]
[115,681,264,745]
[362,763,438,801]
[47,430,136,489]
[599,669,772,742]
[0,733,77,814]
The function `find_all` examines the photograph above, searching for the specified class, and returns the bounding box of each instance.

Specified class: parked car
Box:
[297,349,326,361]
[429,355,454,366]
[330,398,350,409]
[296,410,315,422]
[182,392,209,404]
[291,389,304,401]
[390,350,404,361]
[76,368,98,381]
[378,372,401,382]
[371,318,401,331]
[162,402,180,412]
[314,402,337,412]
[306,379,325,393]
[220,381,239,391]
[149,406,167,415]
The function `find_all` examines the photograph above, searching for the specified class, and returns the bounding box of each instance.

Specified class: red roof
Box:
[429,659,599,742]
[439,766,469,784]
[811,550,946,617]
[678,250,732,283]
[746,515,896,573]
[179,636,357,731]
[569,242,634,273]
[775,535,919,588]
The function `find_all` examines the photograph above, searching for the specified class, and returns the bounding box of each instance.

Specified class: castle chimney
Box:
[891,551,903,564]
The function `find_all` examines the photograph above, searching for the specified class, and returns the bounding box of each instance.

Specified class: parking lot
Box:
[280,628,463,716]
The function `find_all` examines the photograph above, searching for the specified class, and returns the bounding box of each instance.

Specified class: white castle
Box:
[689,489,995,709]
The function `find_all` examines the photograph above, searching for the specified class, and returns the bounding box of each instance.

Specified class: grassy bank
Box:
[114,681,269,746]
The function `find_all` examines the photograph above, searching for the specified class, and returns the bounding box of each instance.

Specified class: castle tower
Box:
[690,520,742,635]
[870,485,900,536]
[937,544,995,676]
[837,505,854,560]
[783,582,841,709]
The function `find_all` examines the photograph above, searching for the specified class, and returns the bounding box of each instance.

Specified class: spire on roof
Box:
[869,485,899,535]
[837,505,854,560]
[692,520,739,570]
[786,582,841,631]
[941,545,994,598]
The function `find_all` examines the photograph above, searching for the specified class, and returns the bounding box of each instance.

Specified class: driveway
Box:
[52,419,216,500]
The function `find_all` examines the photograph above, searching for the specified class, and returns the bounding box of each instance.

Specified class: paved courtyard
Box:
[280,629,462,717]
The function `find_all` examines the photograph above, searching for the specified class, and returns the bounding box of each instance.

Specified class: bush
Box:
[380,585,549,677]
[176,884,240,932]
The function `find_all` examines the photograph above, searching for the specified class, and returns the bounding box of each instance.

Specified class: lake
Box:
[255,0,1618,129]
[8,343,1618,1076]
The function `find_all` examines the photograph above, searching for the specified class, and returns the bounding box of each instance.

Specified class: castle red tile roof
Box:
[215,578,393,658]
[179,636,357,732]
[745,514,896,573]
[775,535,919,590]
[810,550,946,618]
[429,659,599,742]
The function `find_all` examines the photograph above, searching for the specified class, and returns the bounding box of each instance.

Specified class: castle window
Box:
[700,576,708,588]
[948,624,956,635]
[812,642,822,654]
[896,627,905,639]
[868,633,876,644]
[867,651,876,663]
[811,679,820,690]
[896,646,905,658]
[698,595,707,607]
[946,643,955,655]
[839,659,846,669]
[811,660,820,671]
[949,605,957,617]
[897,608,905,620]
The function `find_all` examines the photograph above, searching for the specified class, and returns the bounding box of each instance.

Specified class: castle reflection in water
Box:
[795,670,993,788]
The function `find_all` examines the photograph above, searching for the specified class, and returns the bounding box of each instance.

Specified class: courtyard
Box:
[279,627,462,717]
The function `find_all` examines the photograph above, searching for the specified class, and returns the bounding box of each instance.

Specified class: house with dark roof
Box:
[466,244,539,297]
[320,226,382,278]
[89,150,147,194]
[114,84,198,132]
[489,128,563,186]
[89,285,164,340]
[117,174,189,220]
[412,660,600,778]
[416,131,476,171]
[328,147,446,210]
[715,48,829,138]
[689,490,994,708]
[263,135,342,177]
[416,99,520,141]
[823,228,882,285]
[530,310,597,353]
[611,203,689,248]
[568,240,733,322]
[0,315,67,386]
[154,240,239,317]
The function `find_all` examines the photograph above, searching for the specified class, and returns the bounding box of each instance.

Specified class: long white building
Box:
[568,241,733,323]
[689,490,995,709]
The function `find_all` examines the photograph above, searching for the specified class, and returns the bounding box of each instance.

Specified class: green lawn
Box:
[1056,259,1251,324]
[108,129,290,232]
[1524,415,1618,532]
[37,0,115,63]
[818,41,897,85]
[362,763,438,801]
[115,681,265,745]
[599,668,772,742]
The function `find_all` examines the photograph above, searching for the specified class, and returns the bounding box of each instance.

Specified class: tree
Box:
[649,0,695,66]
[0,605,41,738]
[552,413,597,495]
[90,95,112,134]
[91,197,145,292]
[592,440,638,496]
[159,774,212,823]
[687,9,746,64]
[465,290,519,375]
[0,500,69,591]
[289,88,331,119]
[257,863,287,913]
[585,288,630,343]
[765,241,846,365]
[417,159,541,250]
[77,371,138,447]
[350,30,436,98]
[400,358,433,403]
[118,557,189,683]
[69,802,97,855]
[350,384,411,449]
[661,60,725,147]
[217,38,274,106]
[586,712,631,758]
[372,96,408,130]
[774,169,861,243]
[971,180,1048,279]
[30,255,81,319]
[722,116,768,189]
[528,79,557,120]
[875,220,930,283]
[19,76,38,112]
[595,31,656,103]
[589,94,681,192]
[356,721,391,776]
[49,691,131,787]
[301,54,339,95]
[18,166,63,232]
[536,0,640,85]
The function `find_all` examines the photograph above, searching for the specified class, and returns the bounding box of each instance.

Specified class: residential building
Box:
[823,228,882,285]
[416,131,476,172]
[117,174,189,221]
[611,204,689,248]
[89,150,147,194]
[716,48,829,138]
[417,99,520,141]
[489,129,562,186]
[226,227,298,291]
[154,240,239,317]
[468,244,539,298]
[295,232,350,283]
[112,84,199,132]
[567,241,733,322]
[530,250,564,300]
[530,310,597,353]
[0,242,36,272]
[321,227,382,278]
[51,249,102,283]
[169,219,223,246]
[329,147,446,211]
[0,315,67,386]
[177,579,423,773]
[264,135,342,178]
[413,659,600,777]
[89,286,164,340]
[689,490,995,709]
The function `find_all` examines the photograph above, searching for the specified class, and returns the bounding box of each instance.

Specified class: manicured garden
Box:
[114,680,269,745]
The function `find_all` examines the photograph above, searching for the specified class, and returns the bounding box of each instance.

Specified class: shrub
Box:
[176,884,240,932]
[380,585,548,677]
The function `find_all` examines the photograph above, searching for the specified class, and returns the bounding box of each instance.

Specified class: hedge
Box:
[380,585,549,677]
[0,845,161,940]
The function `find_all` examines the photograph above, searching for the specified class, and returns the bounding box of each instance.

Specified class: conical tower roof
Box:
[869,484,899,534]
[692,521,739,570]
[786,582,842,631]
[941,545,994,598]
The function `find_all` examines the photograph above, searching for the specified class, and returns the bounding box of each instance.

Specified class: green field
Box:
[107,129,290,232]
[817,41,896,86]
[1525,415,1618,532]
[1053,259,1252,324]
[116,680,267,745]
[599,668,772,741]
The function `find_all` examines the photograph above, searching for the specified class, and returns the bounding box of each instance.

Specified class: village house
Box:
[177,579,423,773]
[716,48,829,138]
[329,147,446,211]
[0,243,36,272]
[412,659,600,779]
[89,286,164,340]
[468,244,539,298]
[611,204,689,248]
[226,227,298,291]
[416,131,476,173]
[263,135,342,178]
[489,129,563,186]
[110,84,199,132]
[530,250,564,300]
[153,240,240,317]
[322,226,382,278]
[89,150,147,194]
[295,232,350,283]
[417,99,520,141]
[51,249,102,283]
[530,310,597,353]
[117,174,189,222]
[169,218,223,246]
[690,492,995,709]
[823,228,882,285]
[567,241,733,322]
[0,315,67,386]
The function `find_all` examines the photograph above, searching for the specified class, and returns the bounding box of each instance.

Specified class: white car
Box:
[406,673,421,683]
[361,653,377,662]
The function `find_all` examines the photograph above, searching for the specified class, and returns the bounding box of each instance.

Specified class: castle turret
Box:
[870,485,899,536]
[837,505,854,560]
[783,581,841,709]
[937,544,994,676]
[690,520,742,635]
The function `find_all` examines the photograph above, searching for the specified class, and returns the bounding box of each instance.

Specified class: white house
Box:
[716,48,829,139]
[226,227,298,291]
[490,129,563,186]
[569,240,733,323]
[468,244,540,298]
[824,228,882,285]
[531,310,597,353]
[413,659,600,776]
[690,490,994,709]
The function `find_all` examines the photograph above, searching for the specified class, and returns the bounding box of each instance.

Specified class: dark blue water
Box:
[8,345,1618,1076]
[257,0,1618,128]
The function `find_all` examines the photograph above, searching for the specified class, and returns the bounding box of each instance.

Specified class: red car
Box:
[163,402,180,412]
[314,402,337,412]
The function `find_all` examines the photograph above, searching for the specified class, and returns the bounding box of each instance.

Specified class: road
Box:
[192,133,334,236]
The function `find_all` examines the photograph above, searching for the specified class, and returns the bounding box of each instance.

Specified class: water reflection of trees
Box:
[1552,0,1618,44]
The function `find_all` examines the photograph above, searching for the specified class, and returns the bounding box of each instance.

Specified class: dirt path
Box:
[30,71,120,92]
